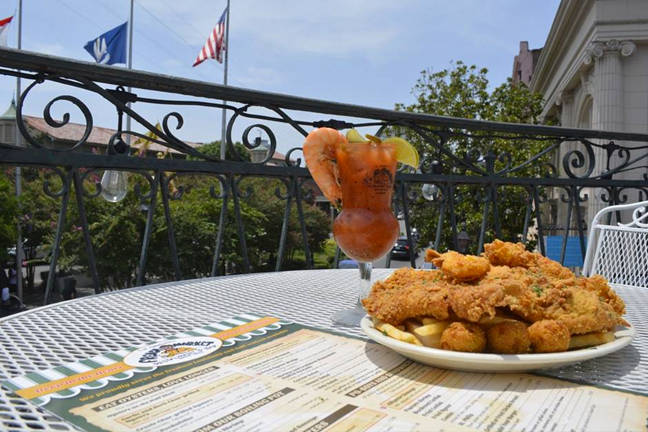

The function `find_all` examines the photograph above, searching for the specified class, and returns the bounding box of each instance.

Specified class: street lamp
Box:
[421,183,438,201]
[421,159,442,201]
[100,136,130,203]
[457,224,471,254]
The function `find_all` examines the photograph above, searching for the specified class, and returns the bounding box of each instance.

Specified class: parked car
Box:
[390,238,417,260]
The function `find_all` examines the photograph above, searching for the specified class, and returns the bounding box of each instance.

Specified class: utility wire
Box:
[86,0,216,82]
[134,0,259,89]
[55,0,304,148]
[137,0,308,147]
[152,0,276,91]
[51,0,170,75]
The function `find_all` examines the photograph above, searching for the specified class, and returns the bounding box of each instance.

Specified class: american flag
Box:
[193,8,228,67]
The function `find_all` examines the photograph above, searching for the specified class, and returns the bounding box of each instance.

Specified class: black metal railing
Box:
[1,48,648,304]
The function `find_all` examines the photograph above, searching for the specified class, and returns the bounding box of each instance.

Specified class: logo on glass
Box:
[364,167,394,194]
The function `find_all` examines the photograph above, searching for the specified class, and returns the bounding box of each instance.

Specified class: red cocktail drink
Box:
[333,142,400,263]
[303,127,415,327]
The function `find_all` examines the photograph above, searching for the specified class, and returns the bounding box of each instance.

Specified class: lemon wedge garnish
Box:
[384,137,420,168]
[365,134,382,144]
[346,129,368,143]
[347,130,419,168]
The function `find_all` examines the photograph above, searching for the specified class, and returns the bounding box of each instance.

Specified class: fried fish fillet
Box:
[362,268,450,325]
[539,281,626,334]
[365,241,627,335]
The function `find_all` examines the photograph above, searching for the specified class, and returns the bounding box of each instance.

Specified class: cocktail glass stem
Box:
[356,262,373,308]
[331,262,373,327]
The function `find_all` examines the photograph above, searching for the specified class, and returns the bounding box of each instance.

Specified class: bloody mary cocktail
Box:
[333,142,400,263]
[303,127,418,327]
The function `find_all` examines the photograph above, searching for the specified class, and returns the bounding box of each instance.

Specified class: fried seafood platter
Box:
[363,240,631,355]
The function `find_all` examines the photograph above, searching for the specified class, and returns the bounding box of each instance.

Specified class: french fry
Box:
[404,319,422,334]
[421,317,441,325]
[414,321,450,348]
[417,322,450,335]
[373,318,423,346]
[568,332,615,350]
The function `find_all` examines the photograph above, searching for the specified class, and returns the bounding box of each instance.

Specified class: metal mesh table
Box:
[0,269,646,431]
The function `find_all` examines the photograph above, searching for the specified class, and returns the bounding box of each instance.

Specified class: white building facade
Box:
[531,0,648,229]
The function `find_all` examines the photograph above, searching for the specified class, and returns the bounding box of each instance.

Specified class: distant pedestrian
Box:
[8,264,17,294]
[0,265,9,306]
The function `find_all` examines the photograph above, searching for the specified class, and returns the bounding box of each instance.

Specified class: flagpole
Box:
[126,0,134,144]
[219,0,230,160]
[14,0,23,303]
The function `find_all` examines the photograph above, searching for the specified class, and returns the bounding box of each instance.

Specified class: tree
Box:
[236,177,331,270]
[189,140,251,162]
[19,168,66,290]
[0,171,19,265]
[395,62,546,252]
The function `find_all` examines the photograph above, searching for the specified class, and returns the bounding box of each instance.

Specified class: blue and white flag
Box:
[84,22,127,65]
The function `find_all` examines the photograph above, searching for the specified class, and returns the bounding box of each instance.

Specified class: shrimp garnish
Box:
[303,128,346,207]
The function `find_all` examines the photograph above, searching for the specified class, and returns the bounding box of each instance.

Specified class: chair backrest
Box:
[582,200,648,288]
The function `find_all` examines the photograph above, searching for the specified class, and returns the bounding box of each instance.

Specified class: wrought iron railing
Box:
[1,48,648,304]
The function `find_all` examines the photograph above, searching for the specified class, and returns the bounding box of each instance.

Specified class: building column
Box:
[556,90,575,128]
[554,91,575,230]
[584,39,636,219]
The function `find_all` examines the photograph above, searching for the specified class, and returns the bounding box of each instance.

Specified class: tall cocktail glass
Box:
[331,141,400,326]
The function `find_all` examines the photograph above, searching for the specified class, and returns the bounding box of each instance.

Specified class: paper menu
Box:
[2,314,646,432]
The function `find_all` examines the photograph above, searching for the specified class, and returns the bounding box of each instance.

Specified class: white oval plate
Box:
[360,316,636,373]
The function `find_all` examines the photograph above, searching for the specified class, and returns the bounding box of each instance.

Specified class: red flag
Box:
[193,8,227,67]
[0,16,13,47]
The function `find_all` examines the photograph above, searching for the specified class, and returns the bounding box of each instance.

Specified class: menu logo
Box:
[124,337,222,367]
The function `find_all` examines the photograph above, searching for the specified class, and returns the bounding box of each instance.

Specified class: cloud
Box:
[235,67,282,88]
[31,43,66,56]
[138,0,403,58]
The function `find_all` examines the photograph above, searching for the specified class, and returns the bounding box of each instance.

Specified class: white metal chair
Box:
[583,200,648,288]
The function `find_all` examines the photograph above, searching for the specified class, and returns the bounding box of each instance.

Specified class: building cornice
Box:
[594,19,648,26]
[531,0,593,94]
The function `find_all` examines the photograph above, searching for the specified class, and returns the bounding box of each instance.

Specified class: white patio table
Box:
[0,269,646,430]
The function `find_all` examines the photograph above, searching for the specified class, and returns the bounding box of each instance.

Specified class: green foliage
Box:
[18,169,70,289]
[189,141,251,162]
[238,178,331,270]
[395,62,546,252]
[147,179,269,278]
[0,171,19,264]
[37,167,331,289]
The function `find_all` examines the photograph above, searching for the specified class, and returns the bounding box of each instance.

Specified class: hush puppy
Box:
[528,320,570,353]
[440,322,486,353]
[486,321,531,354]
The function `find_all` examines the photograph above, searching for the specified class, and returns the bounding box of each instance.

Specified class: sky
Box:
[0,0,561,158]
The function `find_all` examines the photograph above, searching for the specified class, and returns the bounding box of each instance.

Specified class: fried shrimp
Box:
[302,128,346,206]
[440,322,486,353]
[483,240,536,268]
[486,321,531,354]
[426,250,490,282]
[528,320,570,353]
